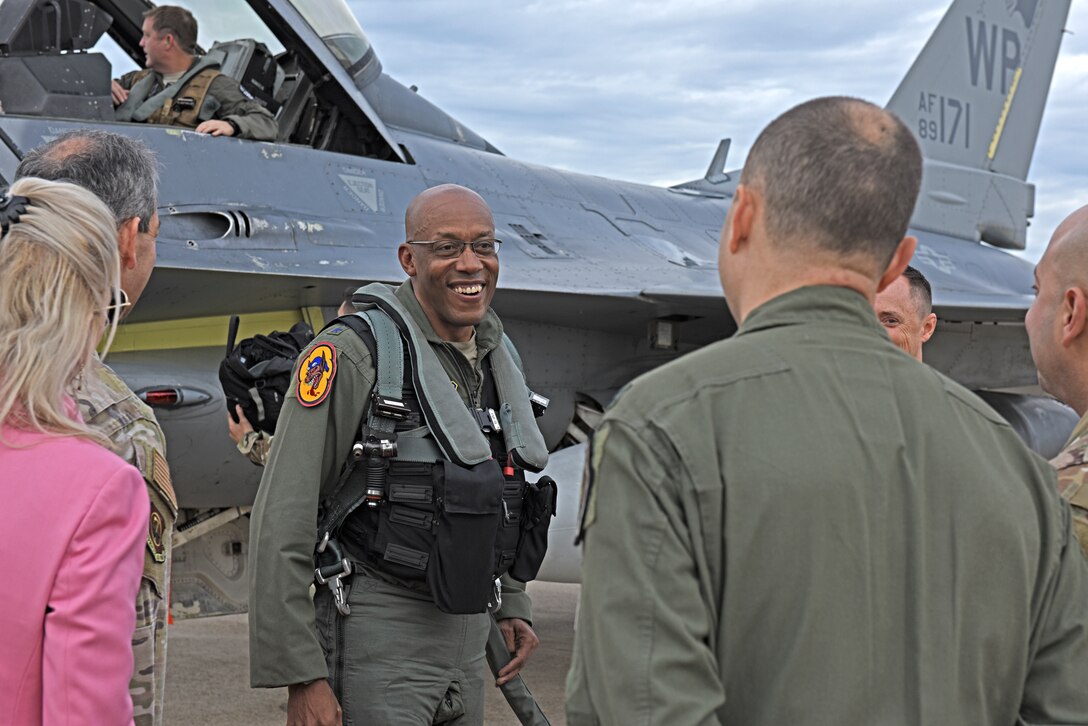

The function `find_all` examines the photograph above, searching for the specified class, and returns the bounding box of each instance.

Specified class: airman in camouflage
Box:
[1025,203,1088,558]
[1052,416,1088,558]
[236,429,273,466]
[16,129,169,726]
[79,357,177,726]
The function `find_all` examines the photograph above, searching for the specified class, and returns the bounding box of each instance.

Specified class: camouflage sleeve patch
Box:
[147,502,168,564]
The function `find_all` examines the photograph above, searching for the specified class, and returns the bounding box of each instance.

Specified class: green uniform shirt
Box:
[1052,410,1088,558]
[249,281,533,688]
[566,285,1088,726]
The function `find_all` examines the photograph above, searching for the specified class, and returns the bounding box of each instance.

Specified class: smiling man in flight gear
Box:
[113,5,276,141]
[566,97,1088,725]
[249,184,554,725]
[1026,203,1088,558]
[16,130,176,726]
[873,264,937,361]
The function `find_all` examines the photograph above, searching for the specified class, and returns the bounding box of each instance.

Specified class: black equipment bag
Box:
[219,316,314,434]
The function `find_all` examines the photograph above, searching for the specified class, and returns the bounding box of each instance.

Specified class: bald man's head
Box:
[1025,204,1088,414]
[1045,205,1088,288]
[398,184,498,342]
[404,184,492,242]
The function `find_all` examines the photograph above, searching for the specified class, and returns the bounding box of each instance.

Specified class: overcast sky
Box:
[346,0,1088,262]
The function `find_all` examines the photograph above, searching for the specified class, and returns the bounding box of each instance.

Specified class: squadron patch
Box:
[147,502,167,563]
[297,343,336,407]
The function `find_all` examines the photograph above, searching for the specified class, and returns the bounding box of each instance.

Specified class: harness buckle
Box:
[315,558,353,616]
[374,394,410,421]
[487,577,502,613]
[314,534,352,616]
[473,407,502,434]
[528,391,550,418]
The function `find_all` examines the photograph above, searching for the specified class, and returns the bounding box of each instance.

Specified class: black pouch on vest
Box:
[509,476,557,583]
[428,459,504,614]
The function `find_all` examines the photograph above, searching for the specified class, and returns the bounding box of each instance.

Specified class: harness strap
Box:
[357,309,404,437]
[502,332,524,373]
[315,312,410,542]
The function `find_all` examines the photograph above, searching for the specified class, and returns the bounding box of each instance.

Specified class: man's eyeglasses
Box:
[406,238,502,259]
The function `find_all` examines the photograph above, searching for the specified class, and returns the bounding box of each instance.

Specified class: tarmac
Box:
[164,581,579,725]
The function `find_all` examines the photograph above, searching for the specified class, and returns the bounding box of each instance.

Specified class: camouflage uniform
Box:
[79,355,177,726]
[1051,411,1088,559]
[237,429,272,467]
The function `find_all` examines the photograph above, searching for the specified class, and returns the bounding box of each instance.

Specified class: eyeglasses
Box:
[406,238,502,259]
[99,290,132,324]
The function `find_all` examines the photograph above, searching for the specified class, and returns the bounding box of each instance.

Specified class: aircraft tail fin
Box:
[886,0,1071,249]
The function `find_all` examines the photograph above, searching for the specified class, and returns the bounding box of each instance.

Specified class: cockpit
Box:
[0,0,401,160]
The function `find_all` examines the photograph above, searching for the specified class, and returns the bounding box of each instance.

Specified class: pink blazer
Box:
[0,424,149,726]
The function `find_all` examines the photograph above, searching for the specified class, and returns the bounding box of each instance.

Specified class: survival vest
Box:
[115,55,223,128]
[314,284,556,616]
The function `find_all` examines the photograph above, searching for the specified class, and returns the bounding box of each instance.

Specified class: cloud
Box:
[350,0,1088,259]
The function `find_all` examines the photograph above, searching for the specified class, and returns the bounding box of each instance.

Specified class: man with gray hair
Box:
[16,130,175,726]
[567,97,1088,724]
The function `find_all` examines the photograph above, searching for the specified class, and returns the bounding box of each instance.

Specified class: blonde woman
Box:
[0,178,149,726]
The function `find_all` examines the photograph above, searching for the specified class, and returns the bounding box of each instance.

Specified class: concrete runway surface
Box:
[164,582,579,725]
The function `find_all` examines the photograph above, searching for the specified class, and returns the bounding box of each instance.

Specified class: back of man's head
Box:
[145,5,198,55]
[741,96,923,271]
[16,130,158,232]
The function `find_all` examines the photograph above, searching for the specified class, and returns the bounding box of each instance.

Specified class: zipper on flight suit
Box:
[443,343,485,408]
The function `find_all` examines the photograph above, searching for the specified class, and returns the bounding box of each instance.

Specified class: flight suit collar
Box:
[395,279,504,357]
[737,285,886,338]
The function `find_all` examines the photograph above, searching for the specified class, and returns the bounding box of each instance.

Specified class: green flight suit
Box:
[566,286,1088,726]
[249,281,534,720]
[115,58,277,141]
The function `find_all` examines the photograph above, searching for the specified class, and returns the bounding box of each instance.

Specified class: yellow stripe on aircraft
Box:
[104,309,320,353]
[988,66,1022,161]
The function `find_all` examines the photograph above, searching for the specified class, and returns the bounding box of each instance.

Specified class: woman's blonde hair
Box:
[0,177,122,442]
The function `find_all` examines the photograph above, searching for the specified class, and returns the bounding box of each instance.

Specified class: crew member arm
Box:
[566,420,723,726]
[1018,498,1088,723]
[248,335,374,687]
[43,466,149,725]
[496,574,532,623]
[208,75,277,141]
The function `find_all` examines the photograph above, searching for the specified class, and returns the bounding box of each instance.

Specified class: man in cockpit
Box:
[112,5,277,141]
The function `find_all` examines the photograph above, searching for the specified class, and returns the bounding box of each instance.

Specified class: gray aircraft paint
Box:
[0,0,1077,597]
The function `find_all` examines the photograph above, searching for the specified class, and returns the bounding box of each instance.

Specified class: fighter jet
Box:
[0,0,1076,611]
